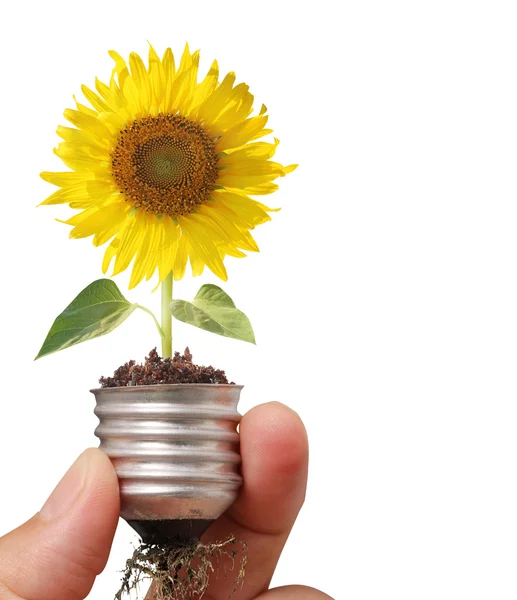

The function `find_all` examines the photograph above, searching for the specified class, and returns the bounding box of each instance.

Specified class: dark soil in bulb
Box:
[99,347,234,387]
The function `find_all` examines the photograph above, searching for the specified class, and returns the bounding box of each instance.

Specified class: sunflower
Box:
[40,44,295,288]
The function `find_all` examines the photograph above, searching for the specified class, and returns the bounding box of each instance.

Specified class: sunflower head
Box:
[40,44,296,289]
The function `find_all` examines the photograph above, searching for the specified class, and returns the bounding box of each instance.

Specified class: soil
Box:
[127,519,215,545]
[99,348,233,387]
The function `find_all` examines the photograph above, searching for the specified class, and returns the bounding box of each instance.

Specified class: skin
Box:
[0,402,334,600]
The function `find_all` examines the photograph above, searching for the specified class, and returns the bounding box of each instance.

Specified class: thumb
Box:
[0,449,119,600]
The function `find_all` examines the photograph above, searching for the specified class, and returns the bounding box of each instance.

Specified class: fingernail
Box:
[40,452,89,520]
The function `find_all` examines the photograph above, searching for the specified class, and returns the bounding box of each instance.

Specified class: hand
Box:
[0,402,333,600]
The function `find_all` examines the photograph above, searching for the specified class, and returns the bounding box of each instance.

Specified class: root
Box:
[115,535,247,600]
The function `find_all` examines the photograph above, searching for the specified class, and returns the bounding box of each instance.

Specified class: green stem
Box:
[135,305,165,341]
[161,271,173,358]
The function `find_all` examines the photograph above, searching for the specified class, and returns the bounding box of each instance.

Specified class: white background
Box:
[1,1,517,598]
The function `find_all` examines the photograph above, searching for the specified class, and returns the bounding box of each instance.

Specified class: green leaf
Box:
[35,279,137,359]
[170,284,255,344]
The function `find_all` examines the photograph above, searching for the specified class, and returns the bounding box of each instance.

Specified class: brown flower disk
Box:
[111,115,219,217]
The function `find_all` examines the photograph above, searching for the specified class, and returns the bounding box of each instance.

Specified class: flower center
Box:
[111,114,219,217]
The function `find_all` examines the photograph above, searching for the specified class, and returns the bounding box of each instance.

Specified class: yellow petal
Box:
[229,182,280,195]
[162,47,176,96]
[162,47,176,78]
[95,76,130,118]
[121,74,142,118]
[146,220,164,281]
[219,158,286,177]
[129,213,159,288]
[81,84,111,113]
[178,215,228,280]
[215,86,254,132]
[55,152,108,174]
[74,99,98,117]
[39,180,115,207]
[40,171,97,187]
[97,110,126,134]
[189,244,205,277]
[93,205,132,246]
[54,141,110,162]
[148,43,162,70]
[217,160,290,188]
[148,43,165,112]
[129,52,152,114]
[171,46,200,113]
[250,128,273,141]
[216,115,269,151]
[63,108,113,142]
[190,60,219,114]
[220,245,247,258]
[102,238,119,275]
[221,138,280,162]
[56,125,110,150]
[197,204,259,252]
[109,50,130,88]
[217,173,282,188]
[157,216,179,282]
[162,47,179,113]
[113,213,145,275]
[173,232,189,281]
[196,71,236,124]
[211,190,273,227]
[67,200,129,240]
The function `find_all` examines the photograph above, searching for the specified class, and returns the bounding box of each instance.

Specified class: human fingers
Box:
[0,449,119,600]
[254,585,335,599]
[201,401,309,600]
